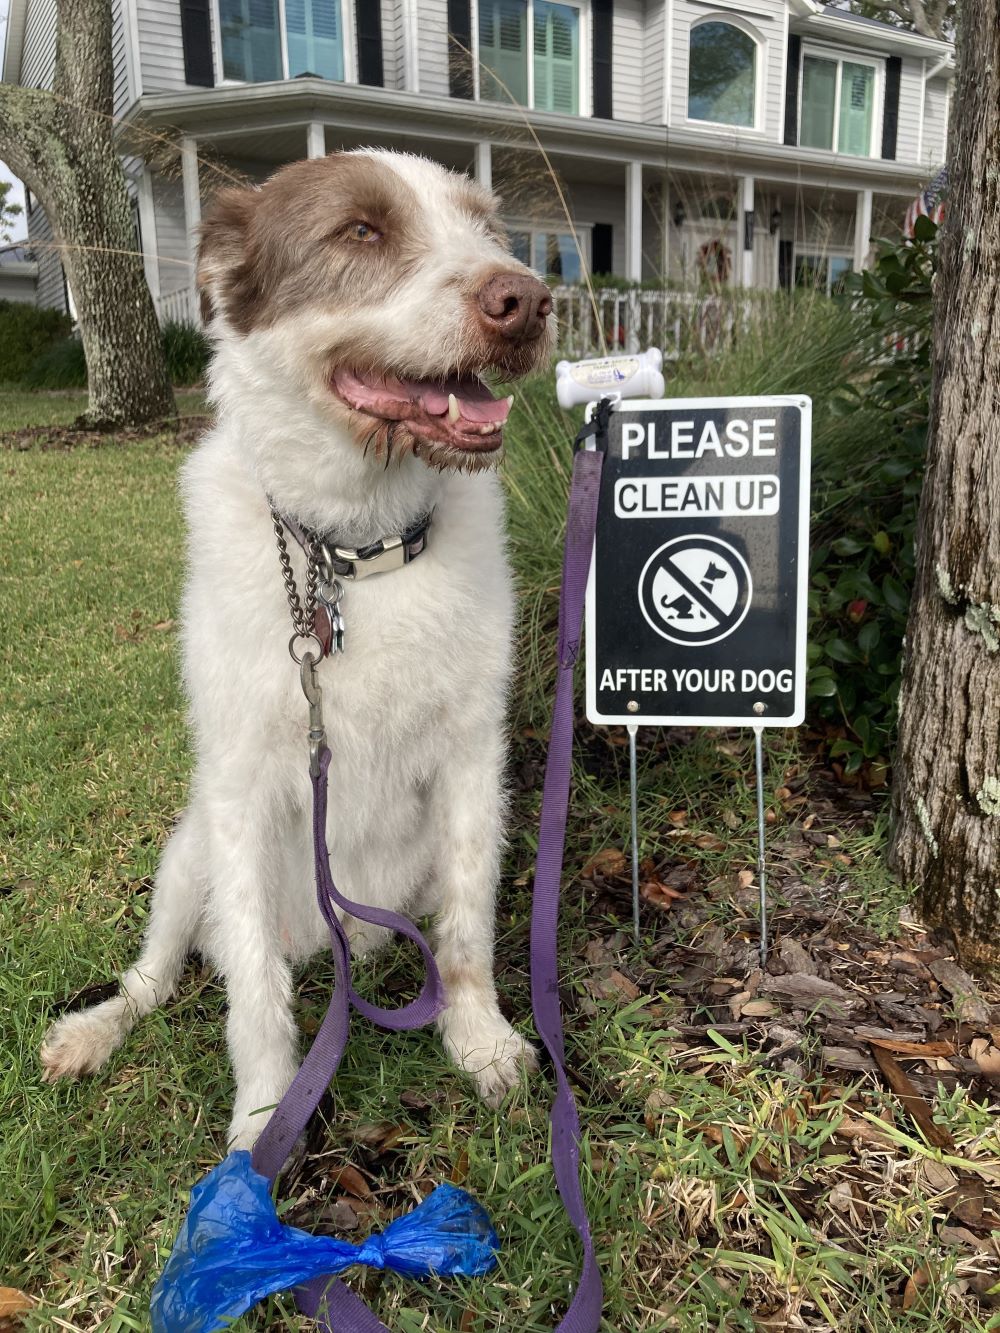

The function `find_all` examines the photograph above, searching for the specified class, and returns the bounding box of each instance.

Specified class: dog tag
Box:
[316,580,345,656]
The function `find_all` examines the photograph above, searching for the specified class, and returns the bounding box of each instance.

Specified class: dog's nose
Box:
[477,272,552,342]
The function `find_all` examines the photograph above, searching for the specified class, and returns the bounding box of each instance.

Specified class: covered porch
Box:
[127,79,920,339]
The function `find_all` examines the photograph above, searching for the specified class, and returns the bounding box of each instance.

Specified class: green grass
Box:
[1,370,995,1331]
[0,390,208,432]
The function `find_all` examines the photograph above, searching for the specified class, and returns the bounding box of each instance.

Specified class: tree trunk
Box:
[0,0,175,428]
[890,0,1000,967]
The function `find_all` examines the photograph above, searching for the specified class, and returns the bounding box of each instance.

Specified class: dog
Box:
[40,150,554,1151]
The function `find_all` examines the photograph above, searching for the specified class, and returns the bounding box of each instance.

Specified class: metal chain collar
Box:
[271,506,348,666]
[271,507,319,639]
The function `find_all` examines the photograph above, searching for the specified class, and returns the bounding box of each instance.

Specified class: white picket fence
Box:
[550,287,760,359]
[155,283,762,359]
[157,286,201,327]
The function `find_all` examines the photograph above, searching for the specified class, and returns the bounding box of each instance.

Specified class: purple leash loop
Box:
[250,406,610,1330]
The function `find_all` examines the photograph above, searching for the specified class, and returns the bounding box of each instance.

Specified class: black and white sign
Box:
[585,396,811,727]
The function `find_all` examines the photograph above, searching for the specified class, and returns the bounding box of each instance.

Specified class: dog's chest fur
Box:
[175,425,515,960]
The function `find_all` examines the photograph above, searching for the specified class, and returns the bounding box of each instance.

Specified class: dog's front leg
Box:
[431,727,537,1105]
[204,781,301,1153]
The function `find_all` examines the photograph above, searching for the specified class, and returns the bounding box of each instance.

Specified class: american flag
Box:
[903,165,948,238]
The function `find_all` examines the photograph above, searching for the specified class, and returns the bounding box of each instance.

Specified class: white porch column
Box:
[738,174,755,288]
[306,122,326,159]
[180,136,201,284]
[474,140,492,192]
[660,178,670,282]
[136,168,161,304]
[854,189,874,272]
[625,160,643,283]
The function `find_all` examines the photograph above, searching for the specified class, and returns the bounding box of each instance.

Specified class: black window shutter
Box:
[448,0,474,98]
[592,223,613,276]
[180,0,214,88]
[882,56,901,159]
[592,0,613,119]
[778,239,794,290]
[783,34,801,146]
[356,1,384,85]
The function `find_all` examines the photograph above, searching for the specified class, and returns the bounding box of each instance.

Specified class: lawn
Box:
[2,384,1000,1332]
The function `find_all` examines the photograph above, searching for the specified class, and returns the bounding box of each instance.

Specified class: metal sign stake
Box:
[627,721,640,946]
[752,722,768,968]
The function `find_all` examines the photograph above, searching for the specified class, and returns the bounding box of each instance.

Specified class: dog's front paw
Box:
[40,1004,127,1082]
[227,1117,266,1154]
[443,1015,538,1108]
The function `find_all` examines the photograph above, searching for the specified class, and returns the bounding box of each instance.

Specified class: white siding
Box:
[893,55,922,165]
[381,0,405,90]
[138,0,195,92]
[671,0,786,141]
[922,76,948,169]
[151,175,192,296]
[26,205,67,312]
[20,0,57,88]
[613,0,644,122]
[643,0,667,122]
[418,0,450,97]
[112,0,132,115]
[564,178,627,273]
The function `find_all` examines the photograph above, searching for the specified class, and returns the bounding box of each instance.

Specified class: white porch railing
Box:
[157,286,201,327]
[154,283,763,360]
[550,286,761,359]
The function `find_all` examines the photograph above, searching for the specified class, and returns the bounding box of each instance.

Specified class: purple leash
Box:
[250,437,607,1331]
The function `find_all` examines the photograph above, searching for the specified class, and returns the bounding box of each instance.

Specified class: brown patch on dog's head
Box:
[197,154,420,334]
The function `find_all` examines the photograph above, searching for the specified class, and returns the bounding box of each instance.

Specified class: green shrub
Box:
[163,319,210,386]
[807,218,935,773]
[0,299,74,385]
[23,333,86,388]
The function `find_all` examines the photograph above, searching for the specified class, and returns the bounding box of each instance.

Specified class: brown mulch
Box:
[571,750,1000,1310]
[0,414,212,452]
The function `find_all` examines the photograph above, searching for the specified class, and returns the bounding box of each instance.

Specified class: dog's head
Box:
[198,150,554,471]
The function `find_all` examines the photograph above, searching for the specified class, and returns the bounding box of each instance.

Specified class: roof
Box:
[800,3,954,57]
[0,243,35,265]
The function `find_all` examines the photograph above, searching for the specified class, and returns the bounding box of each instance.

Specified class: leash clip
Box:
[299,653,326,778]
[573,395,616,454]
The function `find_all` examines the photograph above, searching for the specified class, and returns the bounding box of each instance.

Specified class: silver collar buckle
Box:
[320,533,407,581]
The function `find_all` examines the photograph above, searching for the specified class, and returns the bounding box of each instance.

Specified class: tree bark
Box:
[890,0,1000,967]
[0,0,174,427]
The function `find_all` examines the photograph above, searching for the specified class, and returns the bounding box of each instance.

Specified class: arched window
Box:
[688,21,757,128]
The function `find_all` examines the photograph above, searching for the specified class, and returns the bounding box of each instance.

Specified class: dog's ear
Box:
[197,186,262,329]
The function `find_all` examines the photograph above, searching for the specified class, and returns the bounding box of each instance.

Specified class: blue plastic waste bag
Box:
[150,1151,500,1333]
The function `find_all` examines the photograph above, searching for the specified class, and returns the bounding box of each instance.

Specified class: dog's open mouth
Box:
[331,368,512,453]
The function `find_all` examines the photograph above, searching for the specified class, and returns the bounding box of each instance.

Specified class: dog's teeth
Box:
[447,393,461,423]
[479,423,497,435]
[505,395,514,410]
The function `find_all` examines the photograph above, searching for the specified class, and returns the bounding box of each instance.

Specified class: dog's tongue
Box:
[334,369,512,425]
[418,377,510,424]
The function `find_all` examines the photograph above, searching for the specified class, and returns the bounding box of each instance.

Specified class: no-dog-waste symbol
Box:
[639,535,752,646]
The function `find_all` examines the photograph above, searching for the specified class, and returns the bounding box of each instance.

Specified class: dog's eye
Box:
[349,222,381,243]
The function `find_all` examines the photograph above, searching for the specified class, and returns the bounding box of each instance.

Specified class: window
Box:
[794,252,852,295]
[286,0,344,79]
[688,21,757,128]
[218,0,344,82]
[508,225,586,281]
[800,53,877,156]
[478,0,581,115]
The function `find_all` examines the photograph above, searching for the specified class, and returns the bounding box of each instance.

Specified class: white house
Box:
[2,0,952,321]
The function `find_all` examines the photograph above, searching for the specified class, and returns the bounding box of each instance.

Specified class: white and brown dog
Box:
[40,150,554,1150]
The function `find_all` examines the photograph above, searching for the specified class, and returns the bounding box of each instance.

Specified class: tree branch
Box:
[0,84,58,196]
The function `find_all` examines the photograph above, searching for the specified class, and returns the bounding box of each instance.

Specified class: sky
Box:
[0,0,29,242]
